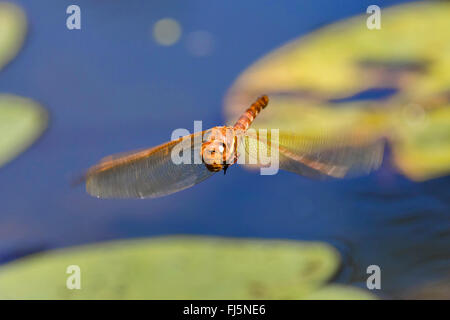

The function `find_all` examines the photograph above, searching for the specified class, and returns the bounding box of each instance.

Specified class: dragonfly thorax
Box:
[201,126,238,172]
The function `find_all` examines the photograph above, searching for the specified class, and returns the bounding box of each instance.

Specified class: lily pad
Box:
[0,95,47,167]
[303,285,375,300]
[0,237,374,299]
[0,2,26,70]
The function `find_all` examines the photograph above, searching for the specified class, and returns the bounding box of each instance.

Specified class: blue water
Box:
[0,0,448,298]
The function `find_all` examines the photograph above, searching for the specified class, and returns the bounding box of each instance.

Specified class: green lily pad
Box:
[0,95,47,167]
[0,2,26,70]
[0,237,374,299]
[303,285,375,300]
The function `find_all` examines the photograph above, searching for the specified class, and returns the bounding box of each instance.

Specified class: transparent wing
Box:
[85,131,215,198]
[241,130,384,179]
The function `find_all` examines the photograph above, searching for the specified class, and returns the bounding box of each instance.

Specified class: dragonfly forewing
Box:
[85,131,215,198]
[242,130,385,178]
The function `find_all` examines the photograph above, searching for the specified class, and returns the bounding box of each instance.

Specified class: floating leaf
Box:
[0,237,374,299]
[0,95,47,167]
[302,285,375,300]
[0,2,26,70]
[225,2,450,181]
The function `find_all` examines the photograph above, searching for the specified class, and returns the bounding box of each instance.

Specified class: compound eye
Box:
[218,143,226,153]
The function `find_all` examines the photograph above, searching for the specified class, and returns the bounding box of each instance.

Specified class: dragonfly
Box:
[84,95,384,199]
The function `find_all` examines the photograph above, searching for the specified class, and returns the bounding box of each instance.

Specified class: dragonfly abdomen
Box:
[233,95,269,131]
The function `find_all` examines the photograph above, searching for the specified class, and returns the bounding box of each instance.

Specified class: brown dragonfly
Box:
[84,95,384,199]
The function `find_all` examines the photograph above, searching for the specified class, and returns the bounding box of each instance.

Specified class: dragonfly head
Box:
[201,126,237,173]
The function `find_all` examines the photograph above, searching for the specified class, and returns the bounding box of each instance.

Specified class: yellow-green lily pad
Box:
[303,285,375,300]
[0,2,26,70]
[0,237,374,299]
[0,95,47,167]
